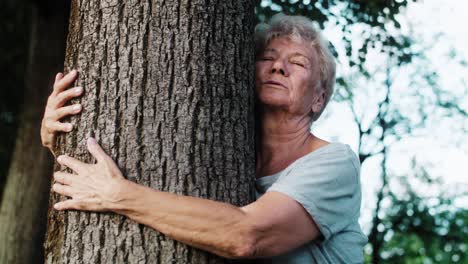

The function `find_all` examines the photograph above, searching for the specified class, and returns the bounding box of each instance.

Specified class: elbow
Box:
[228,242,256,259]
[225,228,258,259]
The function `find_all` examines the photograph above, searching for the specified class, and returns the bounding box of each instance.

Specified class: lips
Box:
[263,80,287,89]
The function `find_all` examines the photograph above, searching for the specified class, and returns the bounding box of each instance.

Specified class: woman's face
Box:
[255,37,323,117]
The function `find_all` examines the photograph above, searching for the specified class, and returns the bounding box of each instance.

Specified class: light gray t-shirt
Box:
[255,143,368,264]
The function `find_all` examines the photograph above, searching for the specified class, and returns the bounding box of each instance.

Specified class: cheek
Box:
[255,63,262,86]
[292,73,313,96]
[255,62,269,76]
[291,74,315,107]
[255,62,270,91]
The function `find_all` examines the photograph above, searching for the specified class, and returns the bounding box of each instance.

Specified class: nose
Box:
[271,59,289,76]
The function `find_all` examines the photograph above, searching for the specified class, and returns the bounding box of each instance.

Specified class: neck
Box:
[256,108,320,177]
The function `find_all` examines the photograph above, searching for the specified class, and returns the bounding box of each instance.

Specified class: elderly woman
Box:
[41,14,367,263]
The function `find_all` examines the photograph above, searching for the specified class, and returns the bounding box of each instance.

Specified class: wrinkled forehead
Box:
[258,29,316,47]
[261,36,318,61]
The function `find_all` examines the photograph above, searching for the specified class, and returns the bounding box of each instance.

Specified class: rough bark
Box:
[0,2,70,263]
[45,0,256,263]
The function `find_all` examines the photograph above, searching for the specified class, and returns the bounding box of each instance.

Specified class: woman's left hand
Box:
[53,137,127,212]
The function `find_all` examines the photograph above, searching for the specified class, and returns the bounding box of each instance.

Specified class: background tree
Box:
[1,1,466,263]
[256,0,416,68]
[44,0,256,263]
[0,1,70,263]
[378,166,467,263]
[332,30,468,263]
[0,0,31,199]
[255,2,467,263]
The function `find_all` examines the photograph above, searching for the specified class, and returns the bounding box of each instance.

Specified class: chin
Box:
[258,92,289,108]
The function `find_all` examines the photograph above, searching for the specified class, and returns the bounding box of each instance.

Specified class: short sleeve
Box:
[267,144,361,241]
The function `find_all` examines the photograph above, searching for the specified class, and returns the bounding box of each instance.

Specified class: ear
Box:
[311,90,325,114]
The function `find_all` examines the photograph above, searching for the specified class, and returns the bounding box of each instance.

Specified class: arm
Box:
[110,182,320,258]
[111,181,253,258]
[53,139,320,259]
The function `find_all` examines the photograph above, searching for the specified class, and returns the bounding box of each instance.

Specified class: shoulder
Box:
[267,143,364,239]
[291,143,360,182]
[271,143,361,197]
[303,142,359,167]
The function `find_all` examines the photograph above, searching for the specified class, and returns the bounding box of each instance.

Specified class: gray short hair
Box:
[255,13,336,121]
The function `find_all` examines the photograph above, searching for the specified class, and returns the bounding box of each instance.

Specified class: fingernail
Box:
[73,104,81,111]
[75,87,83,94]
[71,69,77,75]
[54,204,60,210]
[66,124,73,131]
[88,137,96,145]
[57,156,63,162]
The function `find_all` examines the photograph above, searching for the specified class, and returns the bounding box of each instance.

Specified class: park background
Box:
[0,0,466,263]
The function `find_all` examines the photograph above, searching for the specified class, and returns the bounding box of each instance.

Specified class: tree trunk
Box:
[0,2,70,263]
[44,0,256,263]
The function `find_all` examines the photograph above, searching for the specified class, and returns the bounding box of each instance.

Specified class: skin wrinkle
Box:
[44,34,327,259]
[255,37,325,177]
[111,185,253,258]
[256,15,336,121]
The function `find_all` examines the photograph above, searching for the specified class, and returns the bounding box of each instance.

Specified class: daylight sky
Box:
[311,0,468,231]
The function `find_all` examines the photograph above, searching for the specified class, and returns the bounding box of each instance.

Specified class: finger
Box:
[54,87,84,108]
[53,69,78,94]
[52,183,74,197]
[45,120,73,133]
[55,72,64,83]
[53,171,74,185]
[54,199,83,211]
[53,104,82,120]
[87,138,108,163]
[55,198,105,212]
[57,155,88,174]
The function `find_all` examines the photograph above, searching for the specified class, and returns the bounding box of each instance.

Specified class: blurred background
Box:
[1,0,466,263]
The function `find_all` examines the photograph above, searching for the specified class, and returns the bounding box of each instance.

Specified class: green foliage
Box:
[377,180,467,264]
[318,4,467,260]
[0,1,465,263]
[255,0,418,68]
[343,49,467,263]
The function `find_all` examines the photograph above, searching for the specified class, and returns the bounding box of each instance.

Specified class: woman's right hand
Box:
[41,70,83,152]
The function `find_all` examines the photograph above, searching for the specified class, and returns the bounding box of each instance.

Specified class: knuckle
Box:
[46,115,56,124]
[58,90,71,102]
[67,105,76,114]
[54,171,63,180]
[52,110,62,121]
[43,109,52,117]
[44,119,53,128]
[46,96,55,106]
[48,113,57,122]
[45,126,55,134]
[55,93,64,103]
[54,84,62,92]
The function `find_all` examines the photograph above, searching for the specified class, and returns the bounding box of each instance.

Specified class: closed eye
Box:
[292,61,305,67]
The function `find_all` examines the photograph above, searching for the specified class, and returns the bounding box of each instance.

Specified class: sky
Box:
[311,0,468,232]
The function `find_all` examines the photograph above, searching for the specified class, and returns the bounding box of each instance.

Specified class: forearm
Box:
[109,180,255,258]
